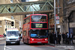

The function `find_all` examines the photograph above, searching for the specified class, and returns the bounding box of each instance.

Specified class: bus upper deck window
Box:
[31,15,46,22]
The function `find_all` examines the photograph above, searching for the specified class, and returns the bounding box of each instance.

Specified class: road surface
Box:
[6,41,65,50]
[0,40,5,50]
[1,40,74,50]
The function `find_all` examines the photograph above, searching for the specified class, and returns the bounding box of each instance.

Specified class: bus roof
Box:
[24,14,47,20]
[30,14,47,16]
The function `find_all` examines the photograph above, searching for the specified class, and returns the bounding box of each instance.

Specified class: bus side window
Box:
[24,31,26,36]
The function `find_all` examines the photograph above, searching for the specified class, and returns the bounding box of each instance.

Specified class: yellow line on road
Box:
[31,46,34,47]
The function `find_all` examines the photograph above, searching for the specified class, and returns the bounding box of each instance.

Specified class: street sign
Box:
[56,20,59,24]
[70,23,75,28]
[56,15,60,24]
[56,16,59,20]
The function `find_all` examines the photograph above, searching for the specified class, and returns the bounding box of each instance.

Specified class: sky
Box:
[26,0,40,11]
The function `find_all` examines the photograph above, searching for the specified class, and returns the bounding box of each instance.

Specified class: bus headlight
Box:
[30,38,34,41]
[45,39,48,41]
[32,39,34,41]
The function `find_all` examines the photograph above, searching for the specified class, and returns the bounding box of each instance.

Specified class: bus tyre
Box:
[27,39,29,45]
[42,43,46,45]
[23,39,26,44]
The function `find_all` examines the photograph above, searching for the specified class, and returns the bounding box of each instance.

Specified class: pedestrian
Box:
[57,32,61,44]
[21,32,23,39]
[50,32,53,44]
[62,32,65,44]
[3,33,6,37]
[70,33,73,45]
[53,32,57,44]
[67,32,70,44]
[66,32,70,44]
[65,33,67,44]
[48,32,50,43]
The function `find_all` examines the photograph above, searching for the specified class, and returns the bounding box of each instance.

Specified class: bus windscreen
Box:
[30,30,48,38]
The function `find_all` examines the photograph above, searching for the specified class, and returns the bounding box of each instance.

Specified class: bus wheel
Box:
[23,39,25,44]
[42,43,46,45]
[27,39,29,45]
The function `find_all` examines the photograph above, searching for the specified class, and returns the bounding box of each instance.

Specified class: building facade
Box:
[0,0,24,35]
[63,0,75,38]
[0,17,15,35]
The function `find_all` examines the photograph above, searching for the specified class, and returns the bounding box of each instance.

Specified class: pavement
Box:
[0,39,75,50]
[48,40,75,50]
[0,39,5,50]
[6,41,66,50]
[0,46,4,50]
[0,37,6,41]
[0,38,75,50]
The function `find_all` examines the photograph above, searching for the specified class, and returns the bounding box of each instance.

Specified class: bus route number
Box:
[36,24,43,28]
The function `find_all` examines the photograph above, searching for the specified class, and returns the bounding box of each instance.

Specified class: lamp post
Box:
[5,19,7,28]
[54,0,57,37]
[19,16,21,34]
[5,19,7,34]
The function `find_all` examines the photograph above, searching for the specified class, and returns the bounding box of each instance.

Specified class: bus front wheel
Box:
[27,39,30,44]
[23,39,26,44]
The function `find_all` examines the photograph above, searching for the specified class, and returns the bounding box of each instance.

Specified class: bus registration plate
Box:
[37,42,41,43]
[11,42,15,44]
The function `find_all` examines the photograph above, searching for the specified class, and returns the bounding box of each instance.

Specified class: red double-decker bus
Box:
[22,14,48,44]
